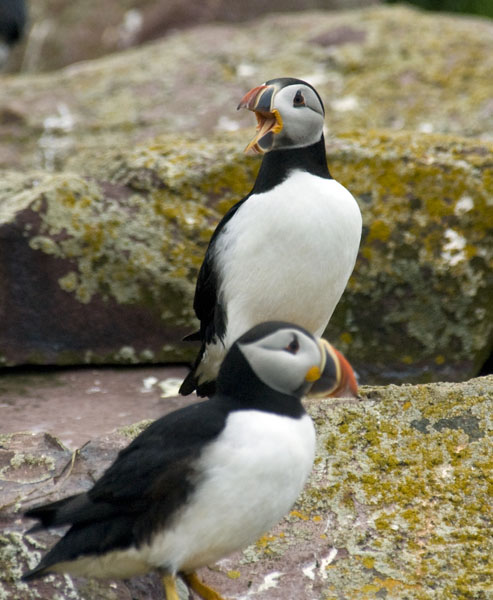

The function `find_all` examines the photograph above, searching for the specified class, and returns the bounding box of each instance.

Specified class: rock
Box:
[1,6,493,170]
[1,130,492,381]
[325,130,493,383]
[0,135,258,366]
[1,6,492,378]
[1,375,491,599]
[4,0,379,74]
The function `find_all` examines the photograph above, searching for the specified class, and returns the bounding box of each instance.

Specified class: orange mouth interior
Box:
[244,109,283,154]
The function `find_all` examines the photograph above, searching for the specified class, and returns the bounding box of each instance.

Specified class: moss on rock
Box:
[1,377,490,599]
[325,130,493,383]
[0,130,491,378]
[296,375,493,599]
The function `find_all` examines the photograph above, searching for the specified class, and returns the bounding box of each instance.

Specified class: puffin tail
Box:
[179,343,217,398]
[182,330,201,342]
[179,368,216,398]
[179,370,199,396]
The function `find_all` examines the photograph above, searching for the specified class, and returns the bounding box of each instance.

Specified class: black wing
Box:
[179,196,251,396]
[23,399,230,579]
[188,196,250,345]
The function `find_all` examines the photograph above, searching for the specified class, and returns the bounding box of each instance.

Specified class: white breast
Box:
[216,170,362,347]
[145,410,316,573]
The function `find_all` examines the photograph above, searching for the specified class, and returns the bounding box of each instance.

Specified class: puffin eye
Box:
[284,336,300,354]
[293,90,305,107]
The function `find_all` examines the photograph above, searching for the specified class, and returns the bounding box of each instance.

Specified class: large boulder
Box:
[0,135,257,366]
[1,130,492,382]
[1,6,493,170]
[1,375,492,599]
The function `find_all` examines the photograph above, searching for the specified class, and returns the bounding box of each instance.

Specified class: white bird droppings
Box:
[158,378,184,398]
[302,548,338,582]
[302,562,316,580]
[141,376,158,392]
[442,228,467,266]
[256,571,284,592]
[455,195,474,215]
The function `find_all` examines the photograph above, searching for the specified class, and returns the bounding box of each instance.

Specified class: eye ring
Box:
[293,90,305,107]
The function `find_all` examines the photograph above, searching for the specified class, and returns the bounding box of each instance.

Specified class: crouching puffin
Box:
[23,322,356,600]
[180,77,362,397]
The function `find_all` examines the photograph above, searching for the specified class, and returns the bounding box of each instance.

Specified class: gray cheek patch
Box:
[237,341,299,396]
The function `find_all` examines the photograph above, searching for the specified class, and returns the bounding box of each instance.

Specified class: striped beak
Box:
[308,339,359,399]
[237,84,283,154]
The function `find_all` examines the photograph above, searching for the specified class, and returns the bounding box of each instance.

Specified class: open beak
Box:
[308,339,359,399]
[237,84,283,154]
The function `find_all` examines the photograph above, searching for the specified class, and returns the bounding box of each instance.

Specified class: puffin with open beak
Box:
[180,77,362,397]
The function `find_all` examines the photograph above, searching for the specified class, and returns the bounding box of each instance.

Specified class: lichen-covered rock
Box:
[325,130,493,383]
[0,134,262,366]
[1,6,493,170]
[1,376,491,599]
[1,130,491,380]
[0,139,250,366]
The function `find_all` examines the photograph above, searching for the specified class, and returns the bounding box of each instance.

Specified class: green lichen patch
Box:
[0,532,119,600]
[325,130,493,383]
[1,133,257,319]
[0,532,43,593]
[300,376,493,599]
[117,419,153,439]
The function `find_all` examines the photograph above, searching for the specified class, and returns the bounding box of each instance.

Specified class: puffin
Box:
[180,77,362,397]
[23,321,356,600]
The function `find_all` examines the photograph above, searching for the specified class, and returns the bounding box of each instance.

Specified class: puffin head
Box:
[217,321,358,401]
[237,77,325,154]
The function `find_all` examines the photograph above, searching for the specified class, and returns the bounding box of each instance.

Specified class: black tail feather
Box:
[179,341,207,396]
[22,564,50,581]
[195,380,216,398]
[178,370,199,395]
[179,368,217,397]
[182,330,201,342]
[24,494,81,530]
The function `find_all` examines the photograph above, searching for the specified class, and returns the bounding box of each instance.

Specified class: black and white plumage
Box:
[23,322,345,600]
[180,77,362,397]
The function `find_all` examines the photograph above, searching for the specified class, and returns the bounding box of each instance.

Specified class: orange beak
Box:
[237,84,283,154]
[308,339,359,399]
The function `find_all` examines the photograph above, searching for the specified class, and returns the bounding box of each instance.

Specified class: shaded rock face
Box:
[1,376,491,599]
[0,173,198,366]
[1,131,492,382]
